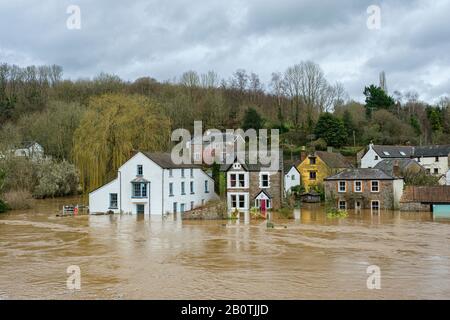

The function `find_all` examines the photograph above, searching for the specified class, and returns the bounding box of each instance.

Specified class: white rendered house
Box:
[284,164,301,194]
[361,143,450,184]
[89,152,218,215]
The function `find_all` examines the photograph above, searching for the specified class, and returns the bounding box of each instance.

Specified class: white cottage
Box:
[89,152,218,215]
[284,162,301,194]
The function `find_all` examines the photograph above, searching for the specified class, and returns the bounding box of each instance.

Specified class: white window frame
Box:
[354,181,362,193]
[338,200,347,210]
[338,181,346,193]
[228,172,248,189]
[371,200,380,213]
[259,172,270,188]
[371,180,380,193]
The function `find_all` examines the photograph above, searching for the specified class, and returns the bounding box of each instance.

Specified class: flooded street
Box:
[0,197,449,300]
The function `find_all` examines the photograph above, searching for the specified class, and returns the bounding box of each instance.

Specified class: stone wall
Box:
[399,202,431,212]
[324,180,395,210]
[248,171,282,209]
[182,200,227,220]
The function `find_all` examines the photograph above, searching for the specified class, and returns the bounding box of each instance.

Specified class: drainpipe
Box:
[162,169,165,215]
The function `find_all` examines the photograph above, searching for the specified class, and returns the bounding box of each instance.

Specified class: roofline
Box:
[89,178,118,195]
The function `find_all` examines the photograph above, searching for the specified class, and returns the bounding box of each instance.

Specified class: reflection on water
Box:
[0,197,449,299]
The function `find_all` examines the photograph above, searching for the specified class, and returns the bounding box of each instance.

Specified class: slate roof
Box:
[142,152,202,169]
[373,159,424,177]
[324,168,395,181]
[315,151,352,169]
[283,160,301,173]
[220,151,283,172]
[372,144,450,158]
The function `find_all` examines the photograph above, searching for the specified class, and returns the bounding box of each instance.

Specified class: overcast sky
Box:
[1,0,449,103]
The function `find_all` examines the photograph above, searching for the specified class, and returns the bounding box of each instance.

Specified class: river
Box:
[0,197,449,299]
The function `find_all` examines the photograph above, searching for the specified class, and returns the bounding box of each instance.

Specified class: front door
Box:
[136,204,145,214]
[355,201,361,210]
[261,199,267,211]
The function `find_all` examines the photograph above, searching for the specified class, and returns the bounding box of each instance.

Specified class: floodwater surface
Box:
[0,197,449,300]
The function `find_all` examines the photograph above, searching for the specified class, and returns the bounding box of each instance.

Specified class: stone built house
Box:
[361,143,450,185]
[297,151,352,191]
[89,152,218,215]
[221,154,284,212]
[324,168,404,211]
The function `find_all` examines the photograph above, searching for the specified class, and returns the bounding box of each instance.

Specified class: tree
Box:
[363,85,395,118]
[242,107,264,131]
[314,113,347,148]
[73,94,172,192]
[342,110,356,145]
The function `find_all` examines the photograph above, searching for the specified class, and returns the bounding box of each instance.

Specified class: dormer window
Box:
[137,165,143,176]
[400,151,406,156]
[309,157,316,165]
[383,151,390,156]
[233,163,241,169]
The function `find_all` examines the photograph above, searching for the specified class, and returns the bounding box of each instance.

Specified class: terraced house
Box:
[221,154,284,212]
[324,168,404,211]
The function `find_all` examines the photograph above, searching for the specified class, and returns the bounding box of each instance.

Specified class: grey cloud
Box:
[0,0,449,102]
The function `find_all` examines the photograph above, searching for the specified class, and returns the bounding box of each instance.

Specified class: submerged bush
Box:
[326,208,348,218]
[0,199,8,213]
[33,160,79,198]
[2,190,33,210]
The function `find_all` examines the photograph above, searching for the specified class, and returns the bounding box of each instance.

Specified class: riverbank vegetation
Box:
[1,62,450,195]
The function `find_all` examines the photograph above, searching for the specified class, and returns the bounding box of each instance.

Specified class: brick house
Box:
[221,155,284,212]
[324,168,404,211]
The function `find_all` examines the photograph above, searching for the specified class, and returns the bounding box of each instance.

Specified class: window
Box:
[231,195,237,208]
[427,169,431,174]
[338,181,346,193]
[190,168,194,178]
[190,181,194,194]
[239,195,245,208]
[383,151,390,156]
[354,181,362,193]
[309,171,317,181]
[109,193,118,209]
[181,182,185,195]
[374,155,379,160]
[371,200,380,212]
[132,183,147,198]
[435,157,439,162]
[371,181,379,192]
[233,163,241,169]
[181,169,185,178]
[180,203,185,213]
[137,165,143,176]
[434,168,439,174]
[190,201,194,210]
[169,169,173,177]
[238,174,245,187]
[260,173,269,188]
[291,175,295,181]
[194,152,201,161]
[169,183,174,196]
[173,202,177,213]
[400,151,406,156]
[417,157,421,162]
[204,180,209,193]
[230,174,237,187]
[309,157,316,165]
[339,201,347,210]
[136,204,145,214]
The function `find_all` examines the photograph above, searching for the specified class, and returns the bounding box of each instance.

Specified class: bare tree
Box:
[200,70,219,89]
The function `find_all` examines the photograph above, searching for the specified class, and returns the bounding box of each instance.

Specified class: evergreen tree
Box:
[242,107,264,131]
[363,85,395,118]
[314,113,347,148]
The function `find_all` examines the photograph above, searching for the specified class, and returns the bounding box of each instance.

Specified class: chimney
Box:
[393,160,401,177]
[300,151,307,163]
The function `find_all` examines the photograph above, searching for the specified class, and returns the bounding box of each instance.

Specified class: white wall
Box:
[361,146,382,168]
[89,152,218,215]
[446,170,450,185]
[415,156,448,177]
[392,179,404,210]
[284,167,300,193]
[88,179,119,213]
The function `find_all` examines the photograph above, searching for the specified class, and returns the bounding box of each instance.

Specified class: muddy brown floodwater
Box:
[0,196,449,300]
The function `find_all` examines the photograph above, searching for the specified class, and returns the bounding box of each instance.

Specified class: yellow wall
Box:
[297,156,332,191]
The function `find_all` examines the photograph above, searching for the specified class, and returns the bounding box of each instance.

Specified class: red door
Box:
[261,199,266,212]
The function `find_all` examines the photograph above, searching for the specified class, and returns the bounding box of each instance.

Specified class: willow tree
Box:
[73,94,171,192]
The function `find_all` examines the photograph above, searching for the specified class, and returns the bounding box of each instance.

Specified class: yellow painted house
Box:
[297,151,352,191]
